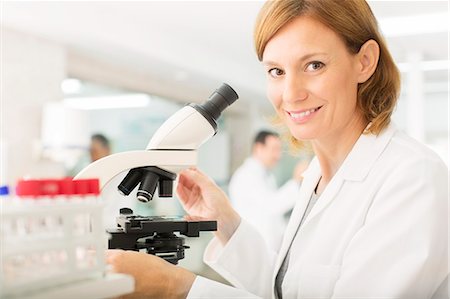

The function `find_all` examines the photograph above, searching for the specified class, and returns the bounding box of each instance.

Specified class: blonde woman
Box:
[107,1,448,298]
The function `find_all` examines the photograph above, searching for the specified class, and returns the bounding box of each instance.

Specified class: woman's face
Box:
[262,16,365,142]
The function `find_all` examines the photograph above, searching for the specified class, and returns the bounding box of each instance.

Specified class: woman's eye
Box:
[306,61,324,72]
[268,68,284,77]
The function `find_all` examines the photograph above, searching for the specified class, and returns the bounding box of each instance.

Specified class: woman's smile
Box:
[286,105,323,124]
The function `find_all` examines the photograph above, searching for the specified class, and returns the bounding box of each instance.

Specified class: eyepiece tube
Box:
[190,83,239,131]
[203,83,239,120]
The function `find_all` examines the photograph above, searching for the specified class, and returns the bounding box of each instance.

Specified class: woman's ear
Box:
[356,39,380,83]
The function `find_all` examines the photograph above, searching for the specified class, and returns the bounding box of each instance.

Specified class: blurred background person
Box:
[90,133,111,162]
[85,133,136,229]
[68,133,112,177]
[228,130,309,251]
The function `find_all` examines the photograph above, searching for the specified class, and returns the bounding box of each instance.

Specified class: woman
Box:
[107,0,448,298]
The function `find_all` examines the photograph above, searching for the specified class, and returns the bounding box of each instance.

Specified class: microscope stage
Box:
[111,213,217,237]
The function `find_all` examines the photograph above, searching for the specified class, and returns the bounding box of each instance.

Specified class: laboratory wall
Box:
[1,29,66,185]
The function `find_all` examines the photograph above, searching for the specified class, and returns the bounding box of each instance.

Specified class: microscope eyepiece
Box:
[205,83,239,119]
[190,83,239,131]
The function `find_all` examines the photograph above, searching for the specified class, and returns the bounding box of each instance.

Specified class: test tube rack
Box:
[0,179,108,298]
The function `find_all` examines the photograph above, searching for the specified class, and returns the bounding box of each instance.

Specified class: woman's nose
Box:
[282,75,308,103]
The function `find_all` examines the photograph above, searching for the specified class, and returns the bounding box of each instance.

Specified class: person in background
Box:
[106,0,448,298]
[229,130,309,250]
[87,133,139,229]
[67,133,112,177]
[89,133,111,162]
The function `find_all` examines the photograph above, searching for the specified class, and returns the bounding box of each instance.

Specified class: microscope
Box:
[74,83,238,264]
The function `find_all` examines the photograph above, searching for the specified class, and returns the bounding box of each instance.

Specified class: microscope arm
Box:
[74,83,237,200]
[74,150,197,189]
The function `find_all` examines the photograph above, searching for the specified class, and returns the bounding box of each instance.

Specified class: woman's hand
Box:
[106,249,196,299]
[177,167,241,245]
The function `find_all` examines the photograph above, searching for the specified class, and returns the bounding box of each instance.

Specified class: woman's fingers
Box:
[176,168,209,203]
[179,167,213,189]
[177,183,201,211]
[177,170,195,189]
[106,249,123,262]
[176,179,189,200]
[105,249,125,273]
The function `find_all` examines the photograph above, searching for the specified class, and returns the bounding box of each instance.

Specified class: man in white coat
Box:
[229,130,308,250]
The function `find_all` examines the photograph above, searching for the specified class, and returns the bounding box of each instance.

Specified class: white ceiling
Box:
[2,1,448,111]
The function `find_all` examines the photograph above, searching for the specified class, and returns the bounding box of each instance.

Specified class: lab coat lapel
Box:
[299,168,345,228]
[273,124,398,285]
[301,124,397,228]
[273,160,321,278]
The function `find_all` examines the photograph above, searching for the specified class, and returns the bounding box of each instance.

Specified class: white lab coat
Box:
[229,157,301,251]
[188,124,449,299]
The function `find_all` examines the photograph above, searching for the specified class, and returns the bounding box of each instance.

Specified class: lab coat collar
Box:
[339,122,397,181]
[299,123,398,222]
[299,123,397,228]
[272,123,398,291]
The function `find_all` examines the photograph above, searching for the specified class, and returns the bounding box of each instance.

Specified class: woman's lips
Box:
[286,106,322,123]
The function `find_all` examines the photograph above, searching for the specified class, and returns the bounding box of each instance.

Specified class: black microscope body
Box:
[109,166,218,265]
[108,208,217,264]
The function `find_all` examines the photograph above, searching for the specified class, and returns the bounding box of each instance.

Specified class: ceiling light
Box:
[63,94,151,110]
[61,78,82,94]
[397,60,449,72]
[378,13,449,37]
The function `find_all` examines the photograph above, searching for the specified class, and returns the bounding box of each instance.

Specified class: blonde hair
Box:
[254,0,401,148]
